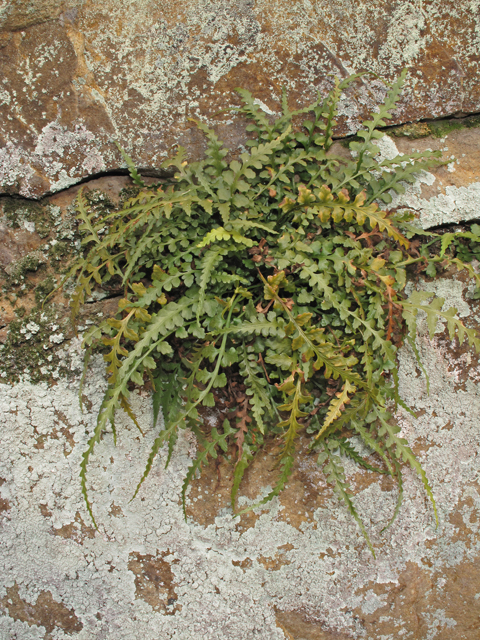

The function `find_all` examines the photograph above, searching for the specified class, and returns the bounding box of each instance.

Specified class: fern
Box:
[315,380,356,440]
[181,421,234,519]
[114,141,146,187]
[402,291,480,351]
[337,437,389,476]
[67,71,479,554]
[318,441,375,557]
[374,406,438,526]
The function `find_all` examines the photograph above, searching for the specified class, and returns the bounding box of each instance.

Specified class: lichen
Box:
[6,252,44,286]
[0,280,479,639]
[2,198,54,239]
[0,306,79,385]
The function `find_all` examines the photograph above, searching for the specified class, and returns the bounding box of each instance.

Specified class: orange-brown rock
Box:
[1,0,480,197]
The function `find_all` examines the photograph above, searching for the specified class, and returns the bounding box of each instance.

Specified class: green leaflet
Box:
[315,380,356,440]
[374,406,438,526]
[336,437,389,476]
[196,246,227,322]
[67,71,479,555]
[318,441,375,557]
[114,142,146,187]
[182,421,235,520]
[240,343,275,433]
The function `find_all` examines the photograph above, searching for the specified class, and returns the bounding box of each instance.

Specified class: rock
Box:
[1,0,480,197]
[2,8,480,635]
[1,310,480,638]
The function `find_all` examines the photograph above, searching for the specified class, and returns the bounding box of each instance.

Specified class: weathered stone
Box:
[1,305,480,638]
[2,37,480,636]
[0,583,83,635]
[1,0,480,197]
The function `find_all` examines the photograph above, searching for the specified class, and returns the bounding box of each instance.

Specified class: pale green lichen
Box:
[0,306,73,384]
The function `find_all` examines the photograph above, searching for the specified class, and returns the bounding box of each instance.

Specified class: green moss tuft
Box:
[0,306,74,384]
[390,113,480,139]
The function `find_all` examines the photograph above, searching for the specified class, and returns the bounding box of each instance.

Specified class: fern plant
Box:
[65,70,480,554]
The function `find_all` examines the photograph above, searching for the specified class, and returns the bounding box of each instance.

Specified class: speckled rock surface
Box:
[2,4,480,635]
[1,0,480,197]
[1,123,480,637]
[1,279,480,639]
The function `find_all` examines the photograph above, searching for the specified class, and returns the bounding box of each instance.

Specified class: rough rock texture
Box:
[1,123,480,638]
[1,0,480,197]
[2,2,480,634]
[1,282,480,640]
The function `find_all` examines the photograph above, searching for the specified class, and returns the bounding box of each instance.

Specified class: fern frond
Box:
[81,299,194,513]
[337,437,389,475]
[350,69,408,175]
[196,246,227,322]
[375,407,438,526]
[401,292,480,352]
[318,442,375,557]
[78,344,93,413]
[130,420,180,502]
[240,344,275,433]
[152,363,182,428]
[313,187,409,248]
[276,370,313,456]
[182,421,234,519]
[350,418,395,476]
[235,88,272,134]
[315,380,356,440]
[188,118,229,176]
[114,141,146,187]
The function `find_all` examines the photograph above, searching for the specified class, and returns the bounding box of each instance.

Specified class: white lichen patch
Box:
[2,0,479,196]
[1,279,480,639]
[375,134,480,229]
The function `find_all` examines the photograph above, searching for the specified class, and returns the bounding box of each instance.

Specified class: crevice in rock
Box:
[1,111,480,204]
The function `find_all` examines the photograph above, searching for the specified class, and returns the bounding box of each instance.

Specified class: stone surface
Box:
[1,123,480,637]
[1,0,480,197]
[2,10,480,634]
[1,284,480,639]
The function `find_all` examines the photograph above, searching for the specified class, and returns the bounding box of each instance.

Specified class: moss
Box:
[0,187,127,386]
[428,114,480,137]
[48,241,70,261]
[35,276,55,305]
[389,122,432,139]
[84,189,115,217]
[0,306,75,384]
[390,113,480,139]
[119,185,142,206]
[1,198,54,238]
[8,252,44,285]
